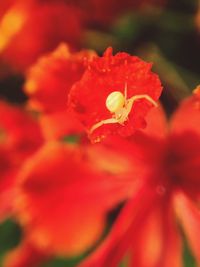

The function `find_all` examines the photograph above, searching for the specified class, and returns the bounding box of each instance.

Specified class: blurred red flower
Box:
[3,139,135,266]
[24,43,97,140]
[69,47,162,143]
[24,43,96,114]
[77,90,200,267]
[3,241,48,267]
[0,101,43,221]
[0,1,83,72]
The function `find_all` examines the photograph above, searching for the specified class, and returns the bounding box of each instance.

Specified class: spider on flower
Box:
[90,83,158,133]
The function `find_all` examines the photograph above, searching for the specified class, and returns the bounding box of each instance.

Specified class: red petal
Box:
[1,2,83,71]
[39,110,84,140]
[24,43,97,113]
[166,131,200,197]
[0,101,43,220]
[140,104,167,139]
[3,240,48,267]
[0,101,43,159]
[129,199,182,267]
[14,141,134,256]
[170,90,200,136]
[174,192,200,264]
[69,47,163,142]
[167,91,200,197]
[79,184,157,267]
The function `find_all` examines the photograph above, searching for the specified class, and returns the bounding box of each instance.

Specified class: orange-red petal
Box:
[14,141,134,256]
[39,110,84,141]
[170,90,200,136]
[129,199,182,267]
[0,101,43,159]
[24,43,97,113]
[174,192,200,264]
[0,101,43,220]
[69,47,162,142]
[3,240,48,267]
[1,2,83,71]
[140,103,168,139]
[79,184,157,267]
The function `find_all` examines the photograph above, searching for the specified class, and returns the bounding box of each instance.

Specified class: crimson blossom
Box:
[77,89,200,267]
[69,47,162,143]
[0,101,43,221]
[3,138,135,267]
[24,43,97,140]
[0,0,83,72]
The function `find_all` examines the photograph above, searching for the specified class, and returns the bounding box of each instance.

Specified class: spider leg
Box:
[89,117,119,133]
[124,82,128,101]
[117,94,158,124]
[127,94,157,114]
[129,94,158,107]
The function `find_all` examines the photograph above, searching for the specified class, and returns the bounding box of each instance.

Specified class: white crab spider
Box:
[89,83,158,133]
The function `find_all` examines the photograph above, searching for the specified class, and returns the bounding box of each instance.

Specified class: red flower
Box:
[69,47,162,143]
[24,43,96,113]
[0,101,43,221]
[0,1,83,71]
[24,43,97,140]
[4,140,134,266]
[77,90,200,267]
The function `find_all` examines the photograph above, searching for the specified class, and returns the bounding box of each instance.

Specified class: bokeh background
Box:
[0,0,200,266]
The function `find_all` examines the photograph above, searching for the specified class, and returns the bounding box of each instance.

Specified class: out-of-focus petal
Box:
[0,101,43,220]
[129,199,182,267]
[14,143,104,256]
[14,141,135,256]
[140,103,168,139]
[166,131,200,197]
[24,43,97,113]
[39,110,84,141]
[0,101,43,159]
[78,184,157,267]
[170,89,200,135]
[23,43,96,139]
[3,240,48,267]
[174,192,200,264]
[0,1,30,54]
[102,130,166,185]
[165,90,200,197]
[0,2,83,71]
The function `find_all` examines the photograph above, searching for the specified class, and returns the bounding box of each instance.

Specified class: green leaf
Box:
[183,239,196,267]
[42,255,84,267]
[62,135,80,144]
[0,219,21,252]
[0,219,22,265]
